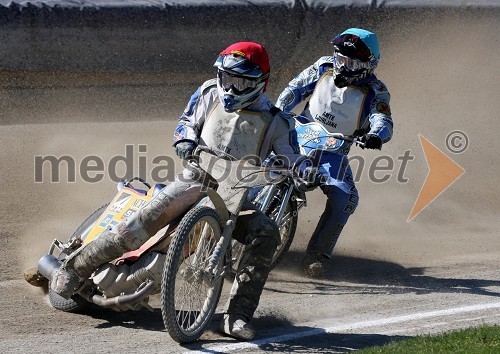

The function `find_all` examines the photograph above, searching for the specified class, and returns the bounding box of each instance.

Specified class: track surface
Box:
[1,15,500,353]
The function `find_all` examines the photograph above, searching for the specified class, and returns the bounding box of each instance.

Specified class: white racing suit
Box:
[52,79,302,321]
[276,56,394,257]
[172,79,303,318]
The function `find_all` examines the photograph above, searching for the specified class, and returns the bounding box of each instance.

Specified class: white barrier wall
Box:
[0,1,498,124]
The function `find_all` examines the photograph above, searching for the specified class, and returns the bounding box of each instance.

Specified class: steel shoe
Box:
[302,253,326,279]
[50,266,82,299]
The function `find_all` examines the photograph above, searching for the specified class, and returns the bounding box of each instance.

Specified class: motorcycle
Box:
[23,118,361,343]
[161,124,364,343]
[159,145,304,342]
[23,144,307,316]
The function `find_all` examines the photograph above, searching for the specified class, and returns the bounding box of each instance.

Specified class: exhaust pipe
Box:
[37,255,62,280]
[78,280,155,311]
[38,255,155,311]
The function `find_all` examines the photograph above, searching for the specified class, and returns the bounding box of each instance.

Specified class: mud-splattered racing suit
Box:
[172,79,302,321]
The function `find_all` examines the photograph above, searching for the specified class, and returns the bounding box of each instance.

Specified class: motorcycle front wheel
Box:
[161,206,224,343]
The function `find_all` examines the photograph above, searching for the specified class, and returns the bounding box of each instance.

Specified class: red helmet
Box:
[219,41,270,76]
[214,42,270,112]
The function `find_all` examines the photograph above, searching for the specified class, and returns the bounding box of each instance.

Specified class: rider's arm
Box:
[275,57,332,113]
[269,113,304,167]
[366,86,394,144]
[174,79,218,144]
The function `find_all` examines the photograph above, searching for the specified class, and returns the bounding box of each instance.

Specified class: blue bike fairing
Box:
[294,120,345,155]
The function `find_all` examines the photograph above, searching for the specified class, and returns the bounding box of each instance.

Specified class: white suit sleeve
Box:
[174,79,218,144]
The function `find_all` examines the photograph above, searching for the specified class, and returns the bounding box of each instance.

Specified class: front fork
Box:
[274,183,294,227]
[199,214,238,286]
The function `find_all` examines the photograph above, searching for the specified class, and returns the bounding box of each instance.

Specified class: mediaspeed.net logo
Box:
[32,130,468,222]
[408,131,467,222]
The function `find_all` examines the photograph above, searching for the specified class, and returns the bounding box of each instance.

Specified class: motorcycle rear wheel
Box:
[48,204,108,312]
[161,206,224,343]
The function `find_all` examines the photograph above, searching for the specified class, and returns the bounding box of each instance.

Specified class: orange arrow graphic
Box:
[408,135,465,222]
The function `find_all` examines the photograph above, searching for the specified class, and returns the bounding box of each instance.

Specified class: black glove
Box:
[174,140,197,159]
[360,134,383,150]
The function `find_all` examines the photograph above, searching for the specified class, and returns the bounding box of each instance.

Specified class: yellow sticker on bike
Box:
[82,187,152,244]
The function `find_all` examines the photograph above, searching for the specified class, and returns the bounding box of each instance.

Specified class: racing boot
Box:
[220,210,279,341]
[51,215,151,299]
[302,252,327,279]
[220,314,256,341]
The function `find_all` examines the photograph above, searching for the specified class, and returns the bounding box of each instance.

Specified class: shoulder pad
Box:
[315,56,334,76]
[200,78,218,94]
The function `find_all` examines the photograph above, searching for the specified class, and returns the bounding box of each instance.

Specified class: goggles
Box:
[218,70,263,94]
[333,51,372,72]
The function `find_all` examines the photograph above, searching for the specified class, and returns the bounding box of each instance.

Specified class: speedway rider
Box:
[51,42,303,341]
[276,28,394,278]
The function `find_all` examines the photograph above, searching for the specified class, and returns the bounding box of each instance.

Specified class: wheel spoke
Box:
[162,206,224,343]
[168,212,222,334]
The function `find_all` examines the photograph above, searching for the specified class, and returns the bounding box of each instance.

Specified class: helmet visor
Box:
[333,51,372,72]
[331,33,373,61]
[215,55,264,78]
[218,70,261,94]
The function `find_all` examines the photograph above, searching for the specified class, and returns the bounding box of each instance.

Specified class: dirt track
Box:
[1,13,500,353]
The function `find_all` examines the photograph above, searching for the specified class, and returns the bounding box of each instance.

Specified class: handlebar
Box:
[187,126,364,192]
[118,177,151,190]
[189,145,239,165]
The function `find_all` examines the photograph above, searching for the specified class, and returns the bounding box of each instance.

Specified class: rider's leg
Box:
[51,169,203,299]
[221,209,279,340]
[303,152,358,278]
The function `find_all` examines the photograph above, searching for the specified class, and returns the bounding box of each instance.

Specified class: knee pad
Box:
[259,217,280,245]
[234,210,280,248]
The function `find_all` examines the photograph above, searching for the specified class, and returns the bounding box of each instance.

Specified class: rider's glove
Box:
[360,134,383,150]
[174,140,197,159]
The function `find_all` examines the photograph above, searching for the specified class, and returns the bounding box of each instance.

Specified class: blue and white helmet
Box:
[331,28,380,87]
[214,42,270,112]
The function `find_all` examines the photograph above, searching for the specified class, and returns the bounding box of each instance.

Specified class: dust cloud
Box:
[1,11,499,282]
